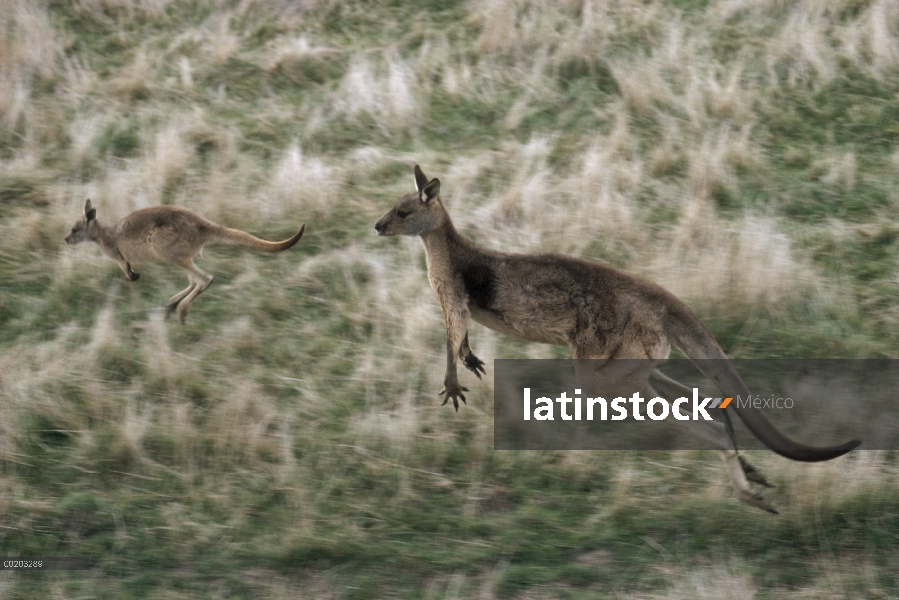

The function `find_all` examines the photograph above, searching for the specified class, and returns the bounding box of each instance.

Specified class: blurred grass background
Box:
[1,0,898,597]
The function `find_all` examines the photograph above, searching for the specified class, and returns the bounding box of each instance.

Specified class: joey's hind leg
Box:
[173,261,213,323]
[165,281,196,320]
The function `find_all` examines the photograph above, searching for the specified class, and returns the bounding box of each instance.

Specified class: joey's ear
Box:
[84,199,96,221]
[421,178,440,204]
[413,165,429,192]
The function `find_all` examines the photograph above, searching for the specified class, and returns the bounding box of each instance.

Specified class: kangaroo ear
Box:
[84,199,96,221]
[421,178,440,204]
[413,165,429,192]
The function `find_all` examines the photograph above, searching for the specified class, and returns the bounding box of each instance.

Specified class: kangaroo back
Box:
[210,225,305,252]
[665,306,861,461]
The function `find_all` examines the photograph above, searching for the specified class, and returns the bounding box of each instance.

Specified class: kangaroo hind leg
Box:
[165,282,196,320]
[649,369,778,513]
[172,260,213,323]
[573,355,778,513]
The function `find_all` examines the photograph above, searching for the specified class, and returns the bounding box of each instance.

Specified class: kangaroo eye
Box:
[396,209,409,219]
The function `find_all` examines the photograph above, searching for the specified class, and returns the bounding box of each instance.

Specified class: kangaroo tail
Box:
[666,306,861,462]
[213,224,304,252]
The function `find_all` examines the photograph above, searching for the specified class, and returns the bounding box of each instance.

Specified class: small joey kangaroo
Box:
[374,166,860,513]
[65,199,304,322]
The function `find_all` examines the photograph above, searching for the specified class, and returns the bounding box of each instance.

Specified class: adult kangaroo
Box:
[65,200,304,322]
[374,165,860,513]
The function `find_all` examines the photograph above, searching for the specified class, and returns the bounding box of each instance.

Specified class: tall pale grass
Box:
[333,58,419,131]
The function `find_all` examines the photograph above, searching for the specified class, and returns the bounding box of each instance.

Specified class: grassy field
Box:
[1,0,899,597]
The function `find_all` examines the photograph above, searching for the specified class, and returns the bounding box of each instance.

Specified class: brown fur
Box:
[66,199,304,322]
[375,166,860,512]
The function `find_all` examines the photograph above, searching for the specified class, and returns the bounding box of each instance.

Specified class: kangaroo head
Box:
[374,165,444,237]
[65,199,98,245]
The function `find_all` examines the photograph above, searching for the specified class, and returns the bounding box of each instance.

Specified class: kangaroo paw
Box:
[438,385,469,412]
[463,353,486,379]
[124,262,139,281]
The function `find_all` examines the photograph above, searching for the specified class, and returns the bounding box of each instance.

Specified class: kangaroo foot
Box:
[736,487,779,514]
[739,455,774,488]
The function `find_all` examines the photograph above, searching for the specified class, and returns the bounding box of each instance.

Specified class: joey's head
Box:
[65,199,98,245]
[374,165,445,237]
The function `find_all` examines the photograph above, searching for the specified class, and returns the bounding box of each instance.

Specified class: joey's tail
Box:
[666,307,861,462]
[213,224,304,252]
